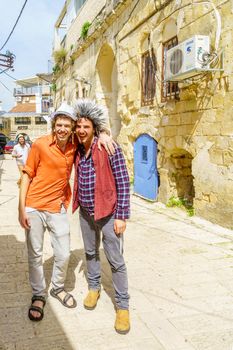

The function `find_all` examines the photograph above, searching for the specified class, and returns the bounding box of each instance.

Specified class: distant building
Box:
[0,101,9,148]
[2,75,53,141]
[0,101,6,131]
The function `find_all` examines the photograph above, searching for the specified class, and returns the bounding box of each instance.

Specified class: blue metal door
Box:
[134,134,158,200]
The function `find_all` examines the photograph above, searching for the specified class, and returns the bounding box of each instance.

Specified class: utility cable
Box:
[0,0,28,51]
[0,68,17,80]
[0,79,12,93]
[0,67,10,75]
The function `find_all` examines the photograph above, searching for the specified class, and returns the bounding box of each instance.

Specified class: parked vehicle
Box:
[4,140,17,154]
[0,133,9,149]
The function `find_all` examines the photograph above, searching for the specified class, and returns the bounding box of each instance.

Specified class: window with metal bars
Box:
[162,36,179,101]
[41,99,50,113]
[15,117,31,125]
[141,49,156,106]
[35,117,47,125]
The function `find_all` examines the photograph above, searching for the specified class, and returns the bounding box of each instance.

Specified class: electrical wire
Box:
[0,0,28,51]
[192,1,221,50]
[149,0,225,87]
[0,68,17,80]
[0,79,12,93]
[0,67,10,75]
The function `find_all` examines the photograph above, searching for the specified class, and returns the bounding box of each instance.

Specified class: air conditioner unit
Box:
[165,35,210,81]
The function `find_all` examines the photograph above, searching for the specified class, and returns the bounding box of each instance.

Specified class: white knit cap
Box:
[50,101,77,121]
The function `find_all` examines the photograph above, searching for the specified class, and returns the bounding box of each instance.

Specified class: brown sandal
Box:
[50,288,77,308]
[28,295,46,321]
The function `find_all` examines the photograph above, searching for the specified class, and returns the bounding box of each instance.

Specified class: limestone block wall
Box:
[53,0,233,228]
[116,0,233,228]
[65,0,106,50]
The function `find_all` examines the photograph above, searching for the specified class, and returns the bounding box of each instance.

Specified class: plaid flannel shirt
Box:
[78,138,130,220]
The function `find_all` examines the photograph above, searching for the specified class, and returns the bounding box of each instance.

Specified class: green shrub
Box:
[52,64,60,74]
[53,48,67,65]
[81,21,91,39]
[166,196,195,216]
[51,83,57,92]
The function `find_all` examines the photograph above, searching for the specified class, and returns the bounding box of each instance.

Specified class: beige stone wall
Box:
[54,0,233,229]
[115,0,233,229]
[63,0,106,50]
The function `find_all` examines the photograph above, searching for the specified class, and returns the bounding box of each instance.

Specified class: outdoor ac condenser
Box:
[165,35,210,81]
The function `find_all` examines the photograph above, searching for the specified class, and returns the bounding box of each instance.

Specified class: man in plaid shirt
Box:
[72,99,130,334]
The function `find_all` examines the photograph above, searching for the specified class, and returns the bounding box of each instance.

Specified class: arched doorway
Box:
[134,134,159,200]
[96,44,120,138]
[169,149,195,205]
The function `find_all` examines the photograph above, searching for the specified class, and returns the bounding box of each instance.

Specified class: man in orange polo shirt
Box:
[18,101,112,322]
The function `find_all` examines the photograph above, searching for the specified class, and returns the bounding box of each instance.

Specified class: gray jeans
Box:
[79,207,129,309]
[26,207,70,296]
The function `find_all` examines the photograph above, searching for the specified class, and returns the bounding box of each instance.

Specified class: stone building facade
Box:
[53,0,233,229]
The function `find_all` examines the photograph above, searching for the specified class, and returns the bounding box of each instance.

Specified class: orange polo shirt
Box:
[23,135,76,213]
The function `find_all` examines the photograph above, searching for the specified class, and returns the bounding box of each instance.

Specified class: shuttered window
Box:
[35,117,47,125]
[141,49,156,106]
[162,36,179,101]
[15,117,31,125]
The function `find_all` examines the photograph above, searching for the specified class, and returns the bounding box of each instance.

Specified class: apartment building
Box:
[2,75,53,141]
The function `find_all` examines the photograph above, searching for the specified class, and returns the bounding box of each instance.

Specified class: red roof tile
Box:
[10,103,36,113]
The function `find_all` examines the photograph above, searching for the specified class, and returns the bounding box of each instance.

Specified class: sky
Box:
[0,0,65,111]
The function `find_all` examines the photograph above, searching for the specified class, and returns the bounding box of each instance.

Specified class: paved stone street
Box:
[1,154,233,350]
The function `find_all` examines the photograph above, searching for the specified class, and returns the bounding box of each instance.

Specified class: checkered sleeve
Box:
[109,145,130,220]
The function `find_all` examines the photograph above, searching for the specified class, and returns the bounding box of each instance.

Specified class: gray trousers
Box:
[26,207,70,296]
[79,207,129,310]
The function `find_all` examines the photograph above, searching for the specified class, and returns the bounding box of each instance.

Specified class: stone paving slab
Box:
[1,156,233,349]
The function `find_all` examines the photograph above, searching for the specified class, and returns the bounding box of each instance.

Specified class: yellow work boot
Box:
[115,309,130,334]
[83,290,100,310]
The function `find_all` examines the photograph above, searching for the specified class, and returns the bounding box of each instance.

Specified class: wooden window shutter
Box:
[141,49,156,106]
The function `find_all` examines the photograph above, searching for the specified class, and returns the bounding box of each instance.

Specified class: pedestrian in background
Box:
[12,134,30,186]
[72,99,131,334]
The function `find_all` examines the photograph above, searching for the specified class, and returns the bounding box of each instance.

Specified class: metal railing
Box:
[14,85,50,96]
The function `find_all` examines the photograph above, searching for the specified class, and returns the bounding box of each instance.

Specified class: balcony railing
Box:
[14,85,51,97]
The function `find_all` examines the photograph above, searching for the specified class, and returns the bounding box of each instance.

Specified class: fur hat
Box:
[74,99,109,134]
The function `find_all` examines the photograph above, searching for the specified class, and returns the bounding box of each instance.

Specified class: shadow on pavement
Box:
[64,248,115,308]
[43,249,85,295]
[0,234,117,350]
[75,247,116,307]
[0,234,76,350]
[99,250,115,307]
